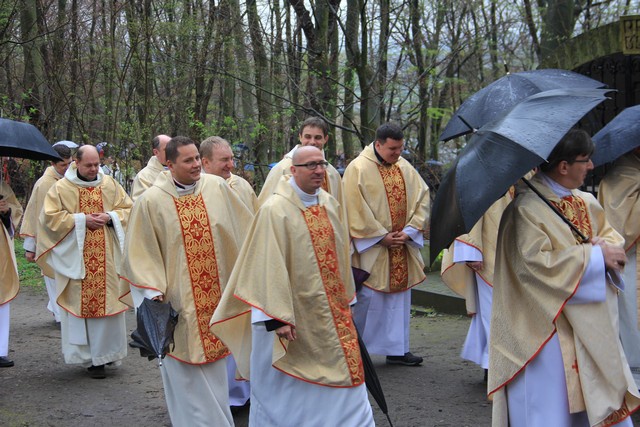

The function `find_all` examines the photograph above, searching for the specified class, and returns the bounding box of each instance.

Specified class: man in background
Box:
[131,134,170,201]
[257,117,343,212]
[21,143,73,323]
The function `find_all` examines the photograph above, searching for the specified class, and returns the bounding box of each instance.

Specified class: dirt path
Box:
[3,286,632,426]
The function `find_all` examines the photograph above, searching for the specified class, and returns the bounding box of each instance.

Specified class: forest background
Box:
[2,0,639,195]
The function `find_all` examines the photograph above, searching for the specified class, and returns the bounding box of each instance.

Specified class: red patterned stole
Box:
[78,187,107,317]
[174,194,229,362]
[550,195,592,243]
[303,206,364,386]
[378,164,409,292]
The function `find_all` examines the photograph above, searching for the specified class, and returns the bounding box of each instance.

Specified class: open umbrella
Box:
[591,105,640,167]
[439,69,606,142]
[429,88,611,264]
[129,298,179,366]
[53,140,79,149]
[0,118,61,161]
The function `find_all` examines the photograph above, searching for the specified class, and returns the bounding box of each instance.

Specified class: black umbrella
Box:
[439,69,606,142]
[356,326,394,427]
[430,88,611,264]
[130,298,179,366]
[591,105,640,167]
[0,118,61,161]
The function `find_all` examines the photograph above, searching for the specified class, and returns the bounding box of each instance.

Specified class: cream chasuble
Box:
[227,173,258,214]
[211,178,364,388]
[0,182,23,305]
[35,164,132,318]
[489,173,640,427]
[121,172,252,365]
[257,145,344,210]
[598,152,640,324]
[131,155,164,201]
[20,166,63,278]
[441,190,513,313]
[343,143,429,293]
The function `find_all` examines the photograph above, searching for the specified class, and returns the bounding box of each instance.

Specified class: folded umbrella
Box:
[591,105,640,166]
[430,88,611,264]
[439,69,606,142]
[130,298,179,366]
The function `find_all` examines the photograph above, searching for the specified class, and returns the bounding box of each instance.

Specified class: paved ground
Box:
[0,285,492,427]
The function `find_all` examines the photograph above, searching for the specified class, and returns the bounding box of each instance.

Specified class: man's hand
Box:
[275,324,297,341]
[85,213,110,230]
[466,261,484,272]
[380,231,408,248]
[25,251,36,262]
[593,238,626,271]
[0,199,9,214]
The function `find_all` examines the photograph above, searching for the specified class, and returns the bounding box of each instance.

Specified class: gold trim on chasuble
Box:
[550,195,593,243]
[302,206,364,386]
[378,164,409,292]
[174,194,229,362]
[321,171,329,193]
[79,187,107,317]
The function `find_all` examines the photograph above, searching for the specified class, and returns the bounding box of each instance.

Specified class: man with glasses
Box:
[258,117,343,212]
[212,146,374,426]
[342,122,430,366]
[489,130,639,425]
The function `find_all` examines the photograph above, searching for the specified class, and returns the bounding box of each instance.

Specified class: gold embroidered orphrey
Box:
[79,187,107,317]
[303,206,364,386]
[551,195,593,243]
[378,164,409,292]
[174,194,230,362]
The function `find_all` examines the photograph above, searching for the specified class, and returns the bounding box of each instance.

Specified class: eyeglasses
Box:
[293,161,329,170]
[572,158,592,163]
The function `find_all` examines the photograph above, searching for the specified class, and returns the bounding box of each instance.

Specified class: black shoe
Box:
[386,352,423,366]
[0,356,14,368]
[88,364,106,379]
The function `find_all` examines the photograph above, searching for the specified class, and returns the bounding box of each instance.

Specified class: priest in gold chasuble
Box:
[489,130,640,426]
[35,146,132,378]
[440,190,513,372]
[0,181,23,368]
[211,147,374,426]
[257,117,344,214]
[200,135,255,409]
[20,143,73,323]
[130,134,170,201]
[598,147,640,385]
[342,123,429,366]
[121,137,253,427]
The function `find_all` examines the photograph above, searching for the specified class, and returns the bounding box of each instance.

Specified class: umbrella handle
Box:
[521,178,589,243]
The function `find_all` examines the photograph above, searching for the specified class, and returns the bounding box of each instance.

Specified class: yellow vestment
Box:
[121,172,253,365]
[441,191,513,313]
[36,165,132,317]
[598,152,640,321]
[257,145,344,208]
[0,182,23,305]
[489,173,640,426]
[342,143,429,292]
[227,173,258,213]
[211,178,364,387]
[131,156,164,201]
[20,166,62,278]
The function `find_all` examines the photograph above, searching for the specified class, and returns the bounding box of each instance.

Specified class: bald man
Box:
[36,145,133,379]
